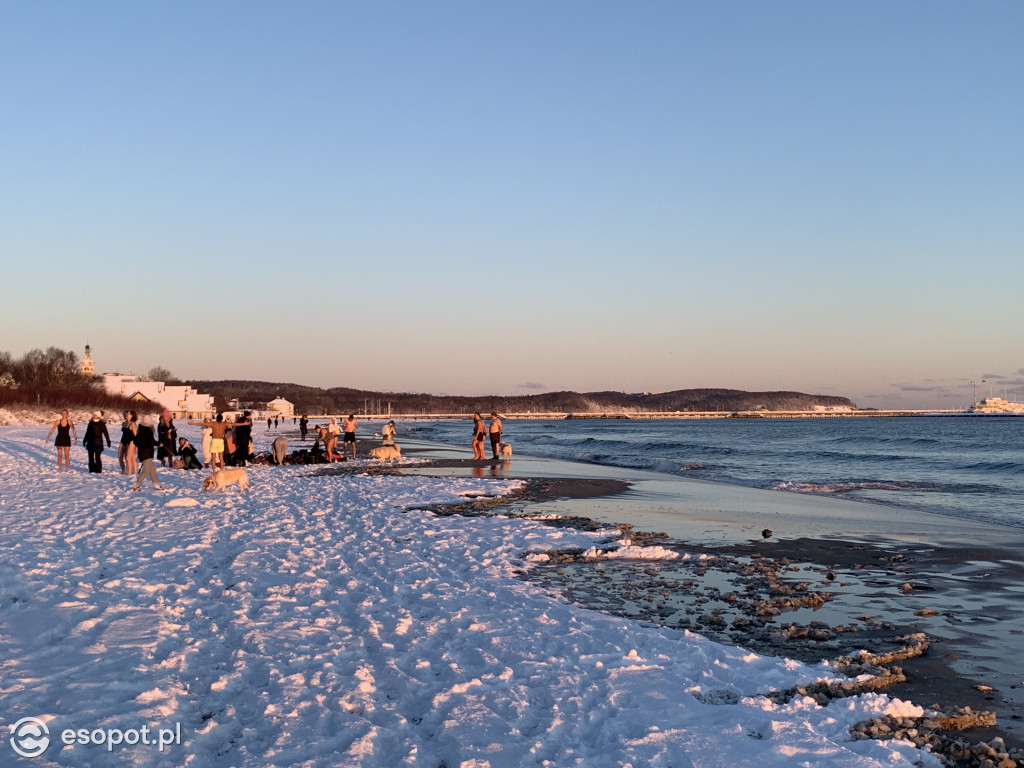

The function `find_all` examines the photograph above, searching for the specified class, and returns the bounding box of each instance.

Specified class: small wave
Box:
[681,462,709,471]
[775,480,938,495]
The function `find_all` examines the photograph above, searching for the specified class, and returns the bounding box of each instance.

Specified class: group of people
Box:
[472,412,503,460]
[47,408,504,478]
[314,414,361,462]
[187,411,255,472]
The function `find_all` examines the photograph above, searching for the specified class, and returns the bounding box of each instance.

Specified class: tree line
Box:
[0,347,134,410]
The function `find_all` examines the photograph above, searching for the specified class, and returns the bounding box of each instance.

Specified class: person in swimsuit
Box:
[488,412,503,460]
[45,409,77,471]
[342,414,359,459]
[118,410,139,475]
[118,415,135,475]
[471,413,486,460]
[188,414,232,472]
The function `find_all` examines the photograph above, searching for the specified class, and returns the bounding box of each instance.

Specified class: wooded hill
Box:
[190,380,856,415]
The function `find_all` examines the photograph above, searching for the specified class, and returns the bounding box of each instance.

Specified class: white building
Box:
[969,397,1024,414]
[266,397,295,418]
[103,374,216,418]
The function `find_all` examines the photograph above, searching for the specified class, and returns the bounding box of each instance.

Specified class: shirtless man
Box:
[342,414,359,459]
[488,412,503,460]
[187,414,233,472]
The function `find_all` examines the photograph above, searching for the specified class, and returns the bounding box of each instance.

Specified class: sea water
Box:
[408,416,1024,529]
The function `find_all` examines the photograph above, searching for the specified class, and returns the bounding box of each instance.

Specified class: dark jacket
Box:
[134,425,157,462]
[83,420,111,450]
[157,419,178,458]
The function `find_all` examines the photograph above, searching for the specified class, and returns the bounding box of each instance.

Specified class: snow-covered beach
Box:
[0,419,977,766]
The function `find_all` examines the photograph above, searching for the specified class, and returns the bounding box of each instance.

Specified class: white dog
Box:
[369,445,402,464]
[499,442,513,460]
[203,468,252,493]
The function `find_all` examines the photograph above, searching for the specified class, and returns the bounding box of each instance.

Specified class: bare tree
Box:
[147,366,180,384]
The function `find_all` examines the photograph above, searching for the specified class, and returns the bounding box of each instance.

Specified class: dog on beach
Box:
[499,442,513,460]
[369,445,402,464]
[203,468,252,493]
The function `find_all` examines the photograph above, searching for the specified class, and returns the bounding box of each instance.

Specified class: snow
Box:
[0,424,939,767]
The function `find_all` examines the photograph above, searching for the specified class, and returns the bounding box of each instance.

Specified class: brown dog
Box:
[203,468,251,493]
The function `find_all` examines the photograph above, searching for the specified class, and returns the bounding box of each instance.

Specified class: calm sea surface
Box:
[409,417,1024,529]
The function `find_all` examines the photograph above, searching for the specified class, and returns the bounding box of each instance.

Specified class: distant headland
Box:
[190,380,856,417]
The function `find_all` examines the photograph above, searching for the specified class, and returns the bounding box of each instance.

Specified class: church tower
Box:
[80,344,95,376]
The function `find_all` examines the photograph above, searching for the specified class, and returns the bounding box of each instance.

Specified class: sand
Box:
[391,437,1024,751]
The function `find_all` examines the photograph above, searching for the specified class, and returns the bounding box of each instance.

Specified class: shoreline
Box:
[387,442,1024,753]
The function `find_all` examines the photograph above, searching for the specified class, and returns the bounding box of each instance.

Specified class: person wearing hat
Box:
[132,415,164,490]
[82,411,111,473]
[157,410,178,468]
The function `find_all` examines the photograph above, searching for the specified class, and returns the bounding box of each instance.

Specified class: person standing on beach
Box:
[45,409,77,471]
[118,411,138,475]
[82,411,111,473]
[187,414,231,472]
[157,411,177,468]
[381,420,397,447]
[488,412,503,460]
[132,415,163,490]
[200,422,213,468]
[343,414,359,458]
[299,415,309,441]
[234,412,253,467]
[471,413,486,460]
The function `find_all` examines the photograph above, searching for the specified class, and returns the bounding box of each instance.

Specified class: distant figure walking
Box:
[271,436,289,465]
[299,415,309,441]
[381,420,397,447]
[471,412,486,460]
[267,416,272,430]
[83,411,111,473]
[489,412,503,460]
[132,415,163,490]
[46,409,78,472]
[274,416,279,429]
[343,414,359,458]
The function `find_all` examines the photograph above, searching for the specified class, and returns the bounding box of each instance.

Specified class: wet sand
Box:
[386,439,1024,751]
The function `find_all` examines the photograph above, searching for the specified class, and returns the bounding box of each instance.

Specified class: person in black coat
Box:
[83,411,111,473]
[177,438,202,470]
[233,411,253,467]
[132,415,163,490]
[157,411,178,467]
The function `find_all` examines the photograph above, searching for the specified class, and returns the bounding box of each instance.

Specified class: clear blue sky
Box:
[2,2,1021,408]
